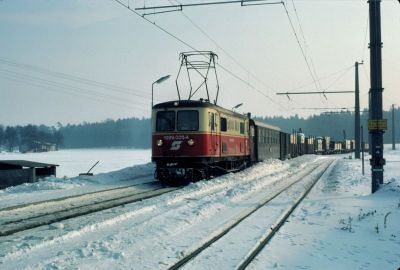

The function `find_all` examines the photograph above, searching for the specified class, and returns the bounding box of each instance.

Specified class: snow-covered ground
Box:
[0,149,153,208]
[0,146,399,269]
[249,146,400,270]
[0,148,151,178]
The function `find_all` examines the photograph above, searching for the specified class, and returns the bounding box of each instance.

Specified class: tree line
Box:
[59,118,151,149]
[0,108,398,152]
[0,125,63,152]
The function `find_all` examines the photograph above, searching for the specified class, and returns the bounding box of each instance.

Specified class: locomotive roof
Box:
[153,100,247,118]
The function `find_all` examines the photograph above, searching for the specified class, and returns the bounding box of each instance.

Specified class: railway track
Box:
[168,159,335,270]
[0,181,179,236]
[0,161,300,238]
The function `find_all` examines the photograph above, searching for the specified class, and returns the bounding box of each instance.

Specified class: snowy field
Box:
[0,148,151,178]
[0,149,153,208]
[0,146,399,269]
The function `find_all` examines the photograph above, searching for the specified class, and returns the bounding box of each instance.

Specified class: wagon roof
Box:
[251,120,281,131]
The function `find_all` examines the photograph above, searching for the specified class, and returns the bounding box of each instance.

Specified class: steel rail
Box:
[0,178,156,212]
[167,159,334,270]
[0,182,161,225]
[236,159,334,269]
[0,185,179,237]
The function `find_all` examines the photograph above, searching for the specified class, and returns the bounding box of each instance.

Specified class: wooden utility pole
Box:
[368,0,386,193]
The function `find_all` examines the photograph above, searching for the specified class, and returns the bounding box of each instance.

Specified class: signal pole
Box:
[368,0,385,193]
[361,125,365,175]
[393,104,396,150]
[355,61,362,159]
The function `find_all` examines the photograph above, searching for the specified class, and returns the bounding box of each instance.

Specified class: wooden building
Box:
[0,160,58,189]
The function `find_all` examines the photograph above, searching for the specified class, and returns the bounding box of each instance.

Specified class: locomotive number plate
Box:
[164,135,189,140]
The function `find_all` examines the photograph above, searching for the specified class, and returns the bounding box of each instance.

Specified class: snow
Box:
[0,147,399,269]
[0,148,151,178]
[0,149,153,208]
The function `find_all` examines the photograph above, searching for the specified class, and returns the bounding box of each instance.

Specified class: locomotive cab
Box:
[152,100,250,184]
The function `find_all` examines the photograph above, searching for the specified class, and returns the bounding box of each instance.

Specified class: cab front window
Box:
[156,111,175,131]
[177,110,199,131]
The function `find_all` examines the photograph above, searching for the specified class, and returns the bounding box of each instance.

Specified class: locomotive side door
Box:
[209,111,218,156]
[249,123,256,162]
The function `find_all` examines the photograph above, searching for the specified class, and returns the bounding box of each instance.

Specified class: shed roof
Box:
[0,160,59,168]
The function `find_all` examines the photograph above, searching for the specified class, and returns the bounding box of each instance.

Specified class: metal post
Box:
[392,104,396,150]
[368,0,385,193]
[151,82,155,108]
[355,62,361,159]
[151,75,171,109]
[368,94,372,154]
[361,125,365,175]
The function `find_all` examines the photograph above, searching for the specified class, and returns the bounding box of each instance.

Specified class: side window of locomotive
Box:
[240,122,245,134]
[156,111,175,132]
[209,112,215,131]
[220,117,227,132]
[177,110,199,131]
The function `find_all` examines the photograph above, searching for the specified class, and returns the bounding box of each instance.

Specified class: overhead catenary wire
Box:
[0,57,166,100]
[282,1,320,93]
[324,65,354,90]
[0,74,150,113]
[0,69,151,112]
[289,0,322,91]
[112,0,290,112]
[168,0,364,114]
[286,64,354,93]
[0,68,150,107]
[168,0,278,93]
[168,0,293,112]
[276,64,355,113]
[282,0,337,108]
[285,0,333,107]
[361,14,369,62]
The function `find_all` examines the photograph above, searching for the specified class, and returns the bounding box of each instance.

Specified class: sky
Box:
[0,0,399,126]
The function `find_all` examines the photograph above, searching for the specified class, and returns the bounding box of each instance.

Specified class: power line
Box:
[289,0,322,91]
[361,14,369,62]
[277,90,354,95]
[0,68,150,107]
[0,57,160,100]
[168,0,293,112]
[169,0,274,91]
[0,74,149,113]
[294,107,354,110]
[136,0,282,13]
[282,2,320,92]
[112,0,290,112]
[325,65,353,90]
[285,64,354,92]
[286,0,335,108]
[0,69,150,111]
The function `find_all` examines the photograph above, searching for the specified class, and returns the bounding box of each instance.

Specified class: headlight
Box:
[156,139,163,146]
[187,139,195,146]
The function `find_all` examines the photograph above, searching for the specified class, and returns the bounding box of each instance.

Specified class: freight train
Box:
[151,99,359,185]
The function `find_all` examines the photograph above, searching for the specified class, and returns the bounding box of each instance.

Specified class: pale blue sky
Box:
[0,0,399,126]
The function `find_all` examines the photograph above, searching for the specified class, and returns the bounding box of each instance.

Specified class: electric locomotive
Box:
[152,99,250,184]
[151,51,310,185]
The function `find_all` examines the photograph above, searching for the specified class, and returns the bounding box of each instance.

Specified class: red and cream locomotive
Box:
[152,99,252,183]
